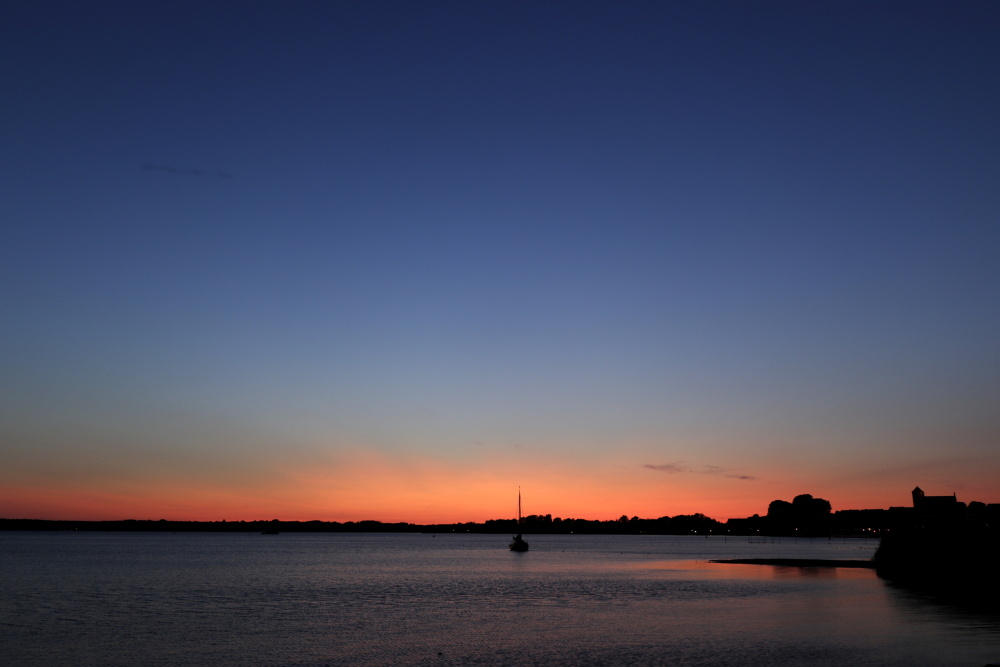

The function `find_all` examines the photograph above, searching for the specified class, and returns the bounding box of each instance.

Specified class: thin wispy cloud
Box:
[643,462,755,481]
[644,463,688,474]
[141,163,232,179]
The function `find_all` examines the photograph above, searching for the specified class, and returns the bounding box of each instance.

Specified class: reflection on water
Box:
[884,579,1000,634]
[1,532,997,666]
[642,559,872,579]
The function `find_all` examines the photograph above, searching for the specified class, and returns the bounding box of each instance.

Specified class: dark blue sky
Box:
[3,1,999,521]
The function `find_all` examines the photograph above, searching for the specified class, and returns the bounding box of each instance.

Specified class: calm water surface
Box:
[2,532,998,666]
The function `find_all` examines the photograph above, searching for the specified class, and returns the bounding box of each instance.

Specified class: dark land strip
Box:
[710,558,875,568]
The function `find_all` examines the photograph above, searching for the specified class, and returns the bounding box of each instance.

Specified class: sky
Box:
[2,1,999,523]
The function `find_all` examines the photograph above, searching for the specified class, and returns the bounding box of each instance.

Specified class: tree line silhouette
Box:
[4,491,996,536]
[0,514,721,535]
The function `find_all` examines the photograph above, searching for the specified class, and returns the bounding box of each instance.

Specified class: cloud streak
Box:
[141,163,232,179]
[643,462,755,481]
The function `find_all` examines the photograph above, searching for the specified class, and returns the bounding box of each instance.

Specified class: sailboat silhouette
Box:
[509,487,529,552]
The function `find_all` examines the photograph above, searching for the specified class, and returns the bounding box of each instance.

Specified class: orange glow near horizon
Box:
[6,446,994,524]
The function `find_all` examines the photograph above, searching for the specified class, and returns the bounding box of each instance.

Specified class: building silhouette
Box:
[726,486,997,536]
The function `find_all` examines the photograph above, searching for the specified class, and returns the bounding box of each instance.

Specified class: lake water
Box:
[2,531,998,666]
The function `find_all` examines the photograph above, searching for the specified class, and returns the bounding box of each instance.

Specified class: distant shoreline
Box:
[710,558,874,568]
[0,517,886,539]
[0,517,727,535]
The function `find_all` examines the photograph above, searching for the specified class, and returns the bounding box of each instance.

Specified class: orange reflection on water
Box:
[638,559,878,581]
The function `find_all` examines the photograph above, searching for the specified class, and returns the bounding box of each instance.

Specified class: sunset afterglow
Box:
[3,2,998,524]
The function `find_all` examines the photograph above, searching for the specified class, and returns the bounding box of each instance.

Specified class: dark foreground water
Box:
[2,532,998,666]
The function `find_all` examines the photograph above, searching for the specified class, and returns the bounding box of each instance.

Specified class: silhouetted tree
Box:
[792,493,831,517]
[767,499,793,518]
[764,494,833,535]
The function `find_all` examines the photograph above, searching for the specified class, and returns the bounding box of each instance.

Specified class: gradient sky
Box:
[3,1,999,523]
